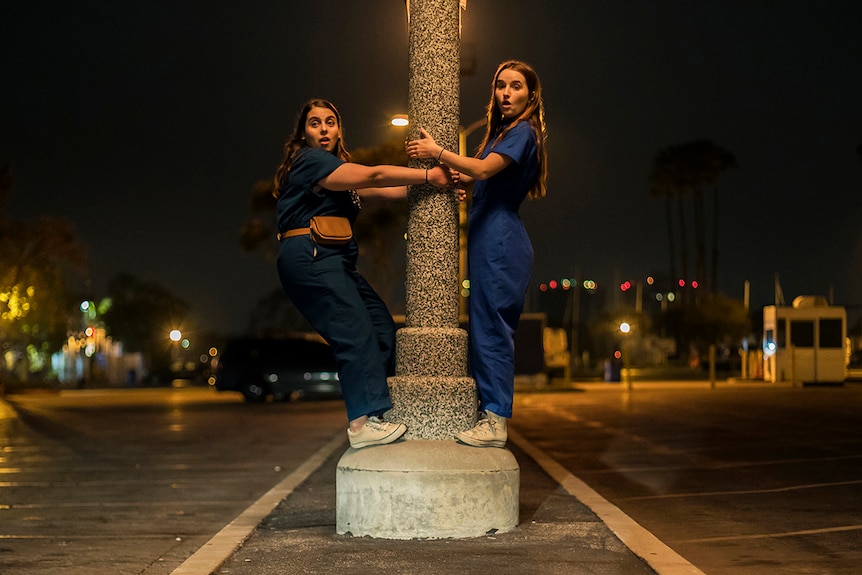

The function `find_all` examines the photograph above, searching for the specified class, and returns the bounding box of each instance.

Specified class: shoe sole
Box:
[349,425,407,449]
[454,433,506,448]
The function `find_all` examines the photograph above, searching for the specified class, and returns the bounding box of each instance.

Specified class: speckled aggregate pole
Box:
[336,2,519,539]
[388,0,475,439]
[405,0,460,328]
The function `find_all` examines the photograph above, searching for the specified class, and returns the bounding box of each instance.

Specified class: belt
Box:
[277,228,310,241]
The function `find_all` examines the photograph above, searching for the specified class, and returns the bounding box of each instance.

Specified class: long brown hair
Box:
[273,99,351,196]
[477,60,548,199]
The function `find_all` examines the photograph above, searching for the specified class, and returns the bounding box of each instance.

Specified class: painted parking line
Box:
[169,429,347,575]
[508,426,707,575]
[172,424,704,575]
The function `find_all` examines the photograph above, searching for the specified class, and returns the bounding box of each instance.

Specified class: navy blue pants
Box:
[276,237,395,422]
[468,209,533,418]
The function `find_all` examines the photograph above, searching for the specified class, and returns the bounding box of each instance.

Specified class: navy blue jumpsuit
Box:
[468,121,538,418]
[275,147,396,422]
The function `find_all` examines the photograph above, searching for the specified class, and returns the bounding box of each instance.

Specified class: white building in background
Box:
[763,296,847,384]
[52,326,144,387]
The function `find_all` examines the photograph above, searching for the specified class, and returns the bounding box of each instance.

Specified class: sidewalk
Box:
[176,428,704,575]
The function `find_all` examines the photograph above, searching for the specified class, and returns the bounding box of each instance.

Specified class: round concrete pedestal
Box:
[336,440,519,539]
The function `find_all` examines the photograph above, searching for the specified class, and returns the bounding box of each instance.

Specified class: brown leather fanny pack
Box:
[278,216,352,245]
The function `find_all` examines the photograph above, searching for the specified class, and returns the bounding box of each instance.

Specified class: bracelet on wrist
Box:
[425,168,428,184]
[436,148,444,162]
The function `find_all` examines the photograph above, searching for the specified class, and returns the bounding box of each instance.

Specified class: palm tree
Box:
[649,140,735,295]
[648,150,681,292]
[679,140,736,293]
[650,144,695,295]
[700,142,736,293]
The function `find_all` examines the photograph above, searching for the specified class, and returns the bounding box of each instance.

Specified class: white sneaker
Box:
[455,410,507,447]
[347,416,407,449]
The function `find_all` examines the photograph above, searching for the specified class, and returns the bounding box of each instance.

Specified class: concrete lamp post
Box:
[335,0,519,539]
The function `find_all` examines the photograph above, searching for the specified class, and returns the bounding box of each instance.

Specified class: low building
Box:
[763,296,847,384]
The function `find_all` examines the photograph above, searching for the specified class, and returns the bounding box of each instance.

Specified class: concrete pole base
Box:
[336,439,519,539]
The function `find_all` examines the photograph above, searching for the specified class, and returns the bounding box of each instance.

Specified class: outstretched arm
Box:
[406,128,511,181]
[319,162,451,191]
[356,168,473,202]
[359,167,468,201]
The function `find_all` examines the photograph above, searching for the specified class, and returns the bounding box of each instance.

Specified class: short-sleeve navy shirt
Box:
[471,121,538,212]
[275,147,360,233]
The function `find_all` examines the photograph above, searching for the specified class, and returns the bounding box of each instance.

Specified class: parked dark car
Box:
[213,335,341,402]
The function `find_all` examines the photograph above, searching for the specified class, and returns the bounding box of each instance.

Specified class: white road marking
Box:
[509,426,708,575]
[169,429,347,575]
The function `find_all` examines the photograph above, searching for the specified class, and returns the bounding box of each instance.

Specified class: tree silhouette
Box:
[649,140,735,295]
[239,179,278,259]
[0,165,89,382]
[101,273,190,377]
[648,152,682,290]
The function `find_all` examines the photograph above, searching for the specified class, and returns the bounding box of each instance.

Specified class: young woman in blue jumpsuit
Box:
[407,61,548,447]
[274,99,453,449]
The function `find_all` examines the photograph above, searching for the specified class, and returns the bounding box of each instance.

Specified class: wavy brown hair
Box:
[273,99,351,196]
[477,60,548,199]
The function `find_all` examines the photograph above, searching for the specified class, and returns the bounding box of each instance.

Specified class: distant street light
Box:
[169,329,182,371]
[619,322,633,389]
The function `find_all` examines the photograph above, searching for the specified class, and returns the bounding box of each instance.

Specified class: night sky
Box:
[2,1,861,336]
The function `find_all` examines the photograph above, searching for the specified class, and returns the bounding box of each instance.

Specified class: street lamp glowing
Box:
[619,322,631,334]
[169,329,182,342]
[391,114,409,127]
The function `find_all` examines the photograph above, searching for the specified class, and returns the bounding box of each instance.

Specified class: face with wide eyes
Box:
[304,106,341,151]
[495,68,530,120]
